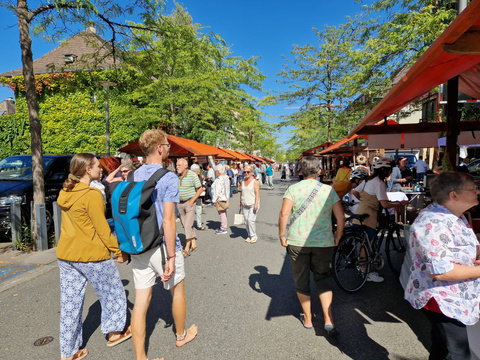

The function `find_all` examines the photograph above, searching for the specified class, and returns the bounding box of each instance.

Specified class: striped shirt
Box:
[179,169,201,201]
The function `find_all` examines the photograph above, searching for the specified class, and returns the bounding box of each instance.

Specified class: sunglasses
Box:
[245,171,251,174]
[121,170,129,173]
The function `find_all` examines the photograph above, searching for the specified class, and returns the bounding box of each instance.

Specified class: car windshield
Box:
[0,156,55,181]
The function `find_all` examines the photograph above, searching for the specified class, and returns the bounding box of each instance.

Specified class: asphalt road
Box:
[0,173,431,360]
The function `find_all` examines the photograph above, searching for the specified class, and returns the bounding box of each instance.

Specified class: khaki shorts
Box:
[131,245,185,290]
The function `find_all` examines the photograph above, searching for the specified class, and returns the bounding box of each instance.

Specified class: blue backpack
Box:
[110,168,169,254]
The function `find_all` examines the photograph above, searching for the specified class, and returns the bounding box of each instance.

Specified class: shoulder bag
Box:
[289,181,322,226]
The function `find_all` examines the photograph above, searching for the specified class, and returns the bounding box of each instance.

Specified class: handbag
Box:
[216,199,230,211]
[234,208,245,225]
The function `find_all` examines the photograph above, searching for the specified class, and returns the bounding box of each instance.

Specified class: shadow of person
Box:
[229,225,248,240]
[319,277,391,360]
[143,279,175,350]
[255,253,393,359]
[205,220,220,230]
[82,281,133,346]
[248,262,298,321]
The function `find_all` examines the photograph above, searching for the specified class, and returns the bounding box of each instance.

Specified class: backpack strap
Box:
[145,167,170,187]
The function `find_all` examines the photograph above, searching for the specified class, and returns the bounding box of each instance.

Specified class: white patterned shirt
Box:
[404,203,480,325]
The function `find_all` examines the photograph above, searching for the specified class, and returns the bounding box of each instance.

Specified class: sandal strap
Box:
[176,330,187,341]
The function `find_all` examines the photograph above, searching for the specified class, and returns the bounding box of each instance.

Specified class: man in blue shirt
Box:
[131,129,197,360]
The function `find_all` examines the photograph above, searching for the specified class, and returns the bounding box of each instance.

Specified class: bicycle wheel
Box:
[333,233,371,292]
[386,226,407,275]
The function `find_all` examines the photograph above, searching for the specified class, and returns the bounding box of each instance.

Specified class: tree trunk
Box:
[17,0,45,250]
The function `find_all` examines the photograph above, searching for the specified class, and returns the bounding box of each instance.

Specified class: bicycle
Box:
[332,211,407,292]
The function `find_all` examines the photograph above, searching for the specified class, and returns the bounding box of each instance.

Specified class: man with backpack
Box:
[130,129,197,360]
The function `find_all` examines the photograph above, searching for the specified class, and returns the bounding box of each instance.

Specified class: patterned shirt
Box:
[179,169,201,201]
[404,203,480,325]
[283,179,340,248]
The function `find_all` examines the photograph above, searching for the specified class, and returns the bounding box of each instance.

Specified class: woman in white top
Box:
[239,165,260,243]
[212,164,230,234]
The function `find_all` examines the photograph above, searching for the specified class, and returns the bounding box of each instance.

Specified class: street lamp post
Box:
[99,81,116,156]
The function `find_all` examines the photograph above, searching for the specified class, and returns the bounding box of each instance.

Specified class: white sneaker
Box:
[366,272,384,282]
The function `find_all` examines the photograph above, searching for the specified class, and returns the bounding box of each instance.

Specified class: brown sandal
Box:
[107,326,132,347]
[72,348,88,360]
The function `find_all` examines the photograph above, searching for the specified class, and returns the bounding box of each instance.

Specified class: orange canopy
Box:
[320,120,397,154]
[349,0,480,137]
[118,135,219,158]
[302,142,333,156]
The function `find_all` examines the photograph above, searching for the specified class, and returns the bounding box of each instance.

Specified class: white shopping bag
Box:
[234,212,245,225]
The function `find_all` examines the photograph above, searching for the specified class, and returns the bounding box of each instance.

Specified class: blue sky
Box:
[0,0,368,147]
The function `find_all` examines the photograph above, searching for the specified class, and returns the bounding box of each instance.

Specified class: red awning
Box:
[217,147,243,160]
[248,154,266,163]
[118,135,219,158]
[302,142,333,156]
[349,0,480,137]
[320,120,396,154]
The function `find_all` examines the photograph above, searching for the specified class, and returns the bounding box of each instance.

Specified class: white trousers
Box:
[242,205,258,238]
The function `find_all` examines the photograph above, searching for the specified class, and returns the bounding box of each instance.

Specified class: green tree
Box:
[0,0,163,248]
[122,5,272,153]
[274,0,457,156]
[274,23,360,146]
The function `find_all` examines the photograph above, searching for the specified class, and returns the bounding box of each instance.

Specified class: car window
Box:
[468,160,480,175]
[0,156,55,180]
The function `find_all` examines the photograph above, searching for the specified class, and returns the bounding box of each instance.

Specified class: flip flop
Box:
[72,348,88,360]
[182,250,190,257]
[107,326,132,347]
[196,226,207,231]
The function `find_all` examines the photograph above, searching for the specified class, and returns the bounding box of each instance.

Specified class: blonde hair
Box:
[139,129,168,156]
[244,165,253,173]
[63,153,96,191]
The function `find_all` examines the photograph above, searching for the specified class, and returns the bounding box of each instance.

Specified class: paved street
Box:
[0,173,431,360]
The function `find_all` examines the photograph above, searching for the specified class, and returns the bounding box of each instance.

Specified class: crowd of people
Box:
[55,130,285,360]
[55,139,480,360]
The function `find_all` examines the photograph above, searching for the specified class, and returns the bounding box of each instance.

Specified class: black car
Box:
[0,155,72,233]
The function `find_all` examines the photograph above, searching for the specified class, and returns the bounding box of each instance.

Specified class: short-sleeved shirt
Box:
[207,168,215,181]
[362,177,388,201]
[283,179,340,248]
[266,166,273,176]
[404,203,480,325]
[134,164,182,252]
[415,160,429,173]
[335,167,351,182]
[179,169,201,201]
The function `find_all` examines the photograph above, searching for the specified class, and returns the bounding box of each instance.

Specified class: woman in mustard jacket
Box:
[56,153,130,360]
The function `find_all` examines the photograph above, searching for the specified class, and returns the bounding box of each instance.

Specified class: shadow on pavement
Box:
[82,280,133,346]
[250,251,430,360]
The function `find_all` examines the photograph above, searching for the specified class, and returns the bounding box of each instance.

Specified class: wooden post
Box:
[446,76,459,169]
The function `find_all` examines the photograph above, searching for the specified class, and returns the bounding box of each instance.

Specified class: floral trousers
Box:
[58,258,127,358]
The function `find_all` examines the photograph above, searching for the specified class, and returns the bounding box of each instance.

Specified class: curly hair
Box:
[139,129,168,156]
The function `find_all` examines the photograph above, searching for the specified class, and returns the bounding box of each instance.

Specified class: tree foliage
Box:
[119,4,273,153]
[275,0,457,157]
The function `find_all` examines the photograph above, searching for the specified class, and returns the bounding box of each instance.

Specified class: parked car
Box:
[466,159,480,180]
[0,155,72,234]
[385,152,418,169]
